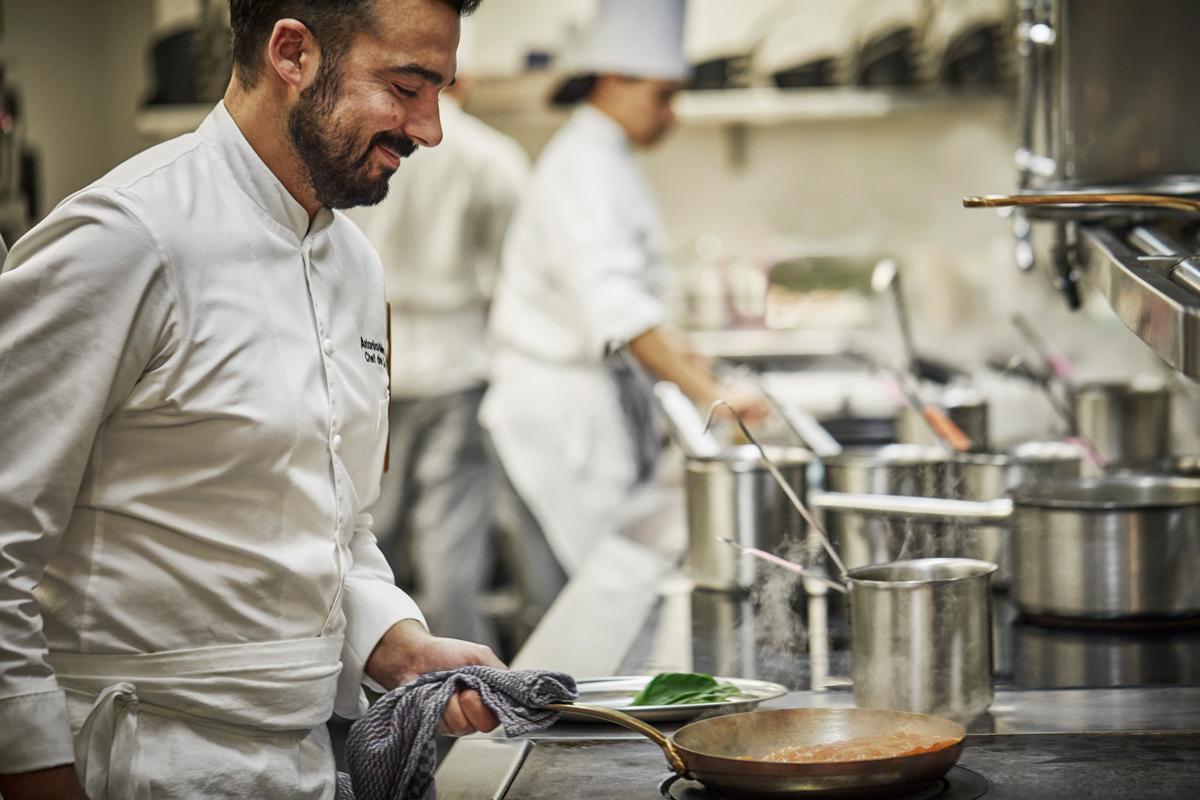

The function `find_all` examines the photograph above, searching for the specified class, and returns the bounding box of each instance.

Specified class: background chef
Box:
[481,0,769,584]
[0,1,503,798]
[347,17,530,651]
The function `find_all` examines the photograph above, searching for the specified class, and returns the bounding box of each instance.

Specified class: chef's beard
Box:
[287,67,418,209]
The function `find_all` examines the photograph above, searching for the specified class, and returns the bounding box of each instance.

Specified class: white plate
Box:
[560,676,789,723]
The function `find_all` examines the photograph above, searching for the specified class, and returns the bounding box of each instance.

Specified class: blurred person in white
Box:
[481,0,768,583]
[0,1,505,798]
[346,17,529,651]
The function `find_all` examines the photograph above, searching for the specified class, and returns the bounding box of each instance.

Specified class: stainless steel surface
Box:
[947,444,1084,585]
[1011,476,1200,620]
[1080,225,1200,378]
[562,676,789,723]
[1013,622,1200,689]
[848,559,997,723]
[546,704,966,799]
[1070,380,1171,466]
[433,737,531,800]
[685,445,813,591]
[821,445,950,569]
[1054,0,1200,187]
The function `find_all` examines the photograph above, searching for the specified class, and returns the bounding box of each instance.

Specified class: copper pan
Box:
[545,704,965,798]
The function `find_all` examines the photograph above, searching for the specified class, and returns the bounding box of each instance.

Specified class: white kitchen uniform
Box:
[0,101,423,798]
[347,95,529,401]
[481,105,670,574]
[345,96,529,646]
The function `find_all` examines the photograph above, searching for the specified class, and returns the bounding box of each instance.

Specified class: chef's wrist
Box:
[364,618,431,690]
[0,764,89,800]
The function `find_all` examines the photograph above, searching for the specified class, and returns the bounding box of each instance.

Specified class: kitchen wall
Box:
[0,0,157,219]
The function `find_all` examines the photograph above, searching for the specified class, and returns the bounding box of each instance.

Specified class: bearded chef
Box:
[481,0,769,579]
[0,1,504,798]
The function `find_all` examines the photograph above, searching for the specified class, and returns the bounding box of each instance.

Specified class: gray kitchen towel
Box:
[338,667,577,800]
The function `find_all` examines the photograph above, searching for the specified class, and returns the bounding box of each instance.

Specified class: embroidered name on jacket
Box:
[361,337,387,366]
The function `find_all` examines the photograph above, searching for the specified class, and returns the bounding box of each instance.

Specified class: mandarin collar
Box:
[573,104,633,153]
[197,101,334,243]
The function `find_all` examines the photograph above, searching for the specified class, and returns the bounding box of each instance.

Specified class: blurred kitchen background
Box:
[4,0,1195,452]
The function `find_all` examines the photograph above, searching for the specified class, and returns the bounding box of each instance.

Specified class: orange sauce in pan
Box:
[740,731,957,763]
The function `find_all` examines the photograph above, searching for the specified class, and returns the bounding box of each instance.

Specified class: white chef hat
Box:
[581,0,690,81]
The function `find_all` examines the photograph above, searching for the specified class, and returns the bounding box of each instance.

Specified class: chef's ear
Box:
[267,19,318,92]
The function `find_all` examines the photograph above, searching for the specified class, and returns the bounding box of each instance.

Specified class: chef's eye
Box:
[392,83,419,99]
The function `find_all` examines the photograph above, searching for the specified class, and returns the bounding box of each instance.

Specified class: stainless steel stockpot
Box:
[1010,476,1200,621]
[685,445,813,591]
[947,442,1084,585]
[1071,380,1171,467]
[813,475,1200,621]
[848,558,997,724]
[822,445,949,571]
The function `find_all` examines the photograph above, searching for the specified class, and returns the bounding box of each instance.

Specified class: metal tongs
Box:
[703,399,848,584]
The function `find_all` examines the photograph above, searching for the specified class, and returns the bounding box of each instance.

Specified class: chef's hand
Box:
[365,618,505,736]
[711,389,771,425]
[0,764,91,800]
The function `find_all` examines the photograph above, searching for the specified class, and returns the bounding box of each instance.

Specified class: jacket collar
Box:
[198,101,334,243]
[573,104,633,153]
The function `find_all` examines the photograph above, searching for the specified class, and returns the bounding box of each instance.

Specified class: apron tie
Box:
[74,681,146,800]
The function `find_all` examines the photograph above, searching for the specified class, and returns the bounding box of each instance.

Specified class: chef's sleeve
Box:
[0,190,175,772]
[555,162,667,357]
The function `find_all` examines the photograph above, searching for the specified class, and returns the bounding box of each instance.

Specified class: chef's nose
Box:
[402,91,443,148]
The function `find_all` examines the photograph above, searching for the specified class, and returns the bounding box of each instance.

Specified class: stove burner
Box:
[659,766,989,800]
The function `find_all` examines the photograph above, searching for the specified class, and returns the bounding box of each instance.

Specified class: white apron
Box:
[48,636,345,800]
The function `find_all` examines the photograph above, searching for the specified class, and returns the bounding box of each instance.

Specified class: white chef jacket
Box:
[0,101,423,790]
[481,104,670,573]
[345,96,529,399]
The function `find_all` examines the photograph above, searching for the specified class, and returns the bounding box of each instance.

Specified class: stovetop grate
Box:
[659,766,989,800]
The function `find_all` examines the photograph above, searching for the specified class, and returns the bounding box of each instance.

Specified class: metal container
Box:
[685,445,813,591]
[1071,380,1171,467]
[1012,476,1200,621]
[848,558,997,724]
[947,442,1084,585]
[823,445,949,570]
[896,390,989,452]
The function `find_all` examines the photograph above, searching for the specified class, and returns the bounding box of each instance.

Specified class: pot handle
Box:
[545,702,690,777]
[809,492,1013,523]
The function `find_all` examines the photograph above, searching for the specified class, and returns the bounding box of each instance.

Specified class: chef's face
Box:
[287,0,458,209]
[602,76,682,148]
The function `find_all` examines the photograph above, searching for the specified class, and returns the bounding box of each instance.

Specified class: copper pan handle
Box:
[964,193,1200,214]
[545,702,690,776]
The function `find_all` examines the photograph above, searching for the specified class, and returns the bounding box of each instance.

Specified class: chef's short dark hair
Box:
[230,0,482,88]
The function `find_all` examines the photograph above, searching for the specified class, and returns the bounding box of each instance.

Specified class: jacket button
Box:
[332,434,342,452]
[323,339,334,355]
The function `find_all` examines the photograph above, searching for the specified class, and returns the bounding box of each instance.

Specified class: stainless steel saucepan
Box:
[544,703,966,799]
[811,475,1200,621]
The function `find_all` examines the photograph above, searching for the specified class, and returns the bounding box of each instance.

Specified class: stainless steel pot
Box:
[813,475,1200,621]
[1011,477,1200,621]
[946,442,1084,585]
[686,445,813,591]
[848,558,997,724]
[1071,380,1171,467]
[822,445,949,570]
[896,389,989,453]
